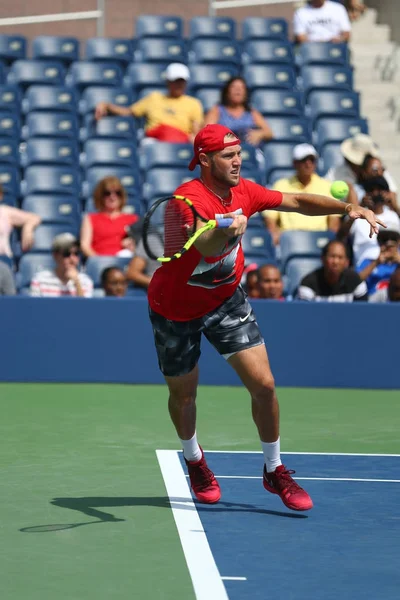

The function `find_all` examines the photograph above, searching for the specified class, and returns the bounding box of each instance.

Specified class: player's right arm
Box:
[194,214,248,257]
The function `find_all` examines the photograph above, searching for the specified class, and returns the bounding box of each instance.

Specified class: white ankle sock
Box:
[181,432,202,462]
[261,437,282,473]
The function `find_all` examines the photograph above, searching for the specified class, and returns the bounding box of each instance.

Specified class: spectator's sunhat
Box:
[52,232,79,253]
[165,63,190,82]
[340,133,380,166]
[188,124,240,170]
[293,143,318,161]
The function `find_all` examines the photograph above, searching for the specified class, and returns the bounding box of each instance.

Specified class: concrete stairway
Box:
[350,8,400,175]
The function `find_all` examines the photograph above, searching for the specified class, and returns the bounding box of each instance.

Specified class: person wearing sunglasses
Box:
[80,177,140,258]
[30,233,93,297]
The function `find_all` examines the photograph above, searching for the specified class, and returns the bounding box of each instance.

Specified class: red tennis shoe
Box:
[263,464,313,511]
[185,449,221,504]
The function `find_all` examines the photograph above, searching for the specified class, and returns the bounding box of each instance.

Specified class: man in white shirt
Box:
[30,233,93,297]
[294,0,351,44]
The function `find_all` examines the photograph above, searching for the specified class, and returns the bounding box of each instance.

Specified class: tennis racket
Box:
[142,195,234,263]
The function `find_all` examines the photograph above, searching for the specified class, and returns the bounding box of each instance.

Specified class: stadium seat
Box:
[284,257,321,296]
[0,137,19,165]
[135,38,186,64]
[143,168,196,202]
[243,65,296,91]
[0,85,21,113]
[22,85,78,114]
[242,40,294,65]
[241,228,276,262]
[21,166,80,196]
[267,117,311,143]
[83,166,141,199]
[86,38,133,66]
[135,15,183,39]
[79,86,134,116]
[7,60,66,90]
[189,17,236,40]
[188,64,239,92]
[307,90,360,126]
[21,195,81,226]
[0,165,20,196]
[82,115,137,141]
[0,35,26,64]
[189,40,240,67]
[16,253,55,290]
[280,230,335,270]
[240,170,263,185]
[315,117,369,151]
[21,138,79,168]
[262,142,297,182]
[28,224,79,253]
[1,192,17,207]
[0,111,20,139]
[267,168,295,185]
[242,18,288,41]
[32,36,79,65]
[0,254,13,268]
[319,143,343,174]
[297,42,350,66]
[22,112,79,140]
[141,142,192,171]
[240,143,259,170]
[85,256,132,288]
[124,63,170,93]
[82,139,137,169]
[251,89,304,117]
[301,66,353,101]
[194,88,220,112]
[66,61,123,91]
[84,195,144,216]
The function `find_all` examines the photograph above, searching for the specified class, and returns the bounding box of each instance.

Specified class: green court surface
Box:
[1,383,399,600]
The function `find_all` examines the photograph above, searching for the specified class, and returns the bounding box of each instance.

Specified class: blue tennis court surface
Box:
[157,451,400,600]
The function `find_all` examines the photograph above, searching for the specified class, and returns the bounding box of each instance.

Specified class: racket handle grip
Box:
[216,218,234,228]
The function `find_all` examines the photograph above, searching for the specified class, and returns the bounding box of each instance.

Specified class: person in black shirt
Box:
[297,240,368,302]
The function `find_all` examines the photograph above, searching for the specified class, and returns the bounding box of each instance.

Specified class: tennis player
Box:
[148,124,385,511]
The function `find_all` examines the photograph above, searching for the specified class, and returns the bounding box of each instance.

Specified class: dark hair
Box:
[257,263,281,278]
[361,153,380,171]
[220,77,251,111]
[377,230,400,246]
[322,240,349,258]
[362,176,389,194]
[101,266,124,287]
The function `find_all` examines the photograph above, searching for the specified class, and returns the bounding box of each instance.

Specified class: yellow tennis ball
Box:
[330,180,349,200]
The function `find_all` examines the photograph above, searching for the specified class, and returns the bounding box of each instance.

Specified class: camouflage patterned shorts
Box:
[148,286,264,377]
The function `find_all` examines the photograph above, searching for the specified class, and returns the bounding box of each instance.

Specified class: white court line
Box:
[221,577,247,581]
[204,451,400,457]
[156,450,229,600]
[212,476,400,483]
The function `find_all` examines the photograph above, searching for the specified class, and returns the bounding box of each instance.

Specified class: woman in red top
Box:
[80,177,139,257]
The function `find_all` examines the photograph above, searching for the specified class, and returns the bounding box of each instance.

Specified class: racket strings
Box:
[164,199,195,257]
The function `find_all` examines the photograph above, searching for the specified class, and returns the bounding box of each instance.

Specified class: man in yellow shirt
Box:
[95,63,203,143]
[262,143,341,245]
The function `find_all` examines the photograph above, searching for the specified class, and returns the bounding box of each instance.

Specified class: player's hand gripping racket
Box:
[142,195,234,262]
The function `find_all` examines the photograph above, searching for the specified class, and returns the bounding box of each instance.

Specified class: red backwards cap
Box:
[188,124,240,171]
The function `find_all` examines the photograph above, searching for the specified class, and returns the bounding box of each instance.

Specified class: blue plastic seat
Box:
[32,36,79,65]
[83,166,141,199]
[22,85,78,114]
[307,90,360,126]
[21,166,80,196]
[85,256,132,287]
[0,165,19,196]
[29,224,79,253]
[21,138,79,168]
[124,63,170,93]
[242,40,294,65]
[0,84,21,113]
[268,168,295,186]
[135,15,183,39]
[280,230,335,270]
[79,86,134,116]
[135,38,186,64]
[189,17,236,40]
[319,143,343,175]
[194,88,220,112]
[66,61,123,91]
[1,192,17,207]
[82,139,137,169]
[7,60,66,90]
[301,66,353,101]
[267,117,311,143]
[243,65,296,91]
[86,38,133,66]
[285,257,322,295]
[240,144,259,171]
[189,40,240,67]
[262,142,297,182]
[251,89,304,117]
[141,142,192,171]
[23,112,79,140]
[188,64,239,92]
[17,253,55,289]
[0,137,19,165]
[0,111,20,139]
[242,18,288,41]
[315,117,369,151]
[21,195,81,226]
[0,35,26,64]
[241,228,276,262]
[297,43,350,66]
[82,115,137,141]
[144,168,196,202]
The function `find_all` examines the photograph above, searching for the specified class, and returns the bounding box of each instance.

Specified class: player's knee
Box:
[169,393,196,408]
[252,375,275,401]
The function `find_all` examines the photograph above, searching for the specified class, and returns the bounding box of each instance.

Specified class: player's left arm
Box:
[279,193,387,238]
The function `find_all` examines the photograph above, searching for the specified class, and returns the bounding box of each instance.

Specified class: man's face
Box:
[54,245,79,270]
[104,269,127,297]
[167,79,187,98]
[258,266,283,299]
[209,143,242,187]
[389,271,400,301]
[380,240,400,263]
[294,156,316,179]
[323,243,349,277]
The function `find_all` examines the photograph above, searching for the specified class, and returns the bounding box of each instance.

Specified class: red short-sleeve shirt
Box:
[148,177,282,320]
[89,212,139,255]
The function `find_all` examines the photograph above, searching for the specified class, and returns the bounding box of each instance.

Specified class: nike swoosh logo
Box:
[239,310,252,323]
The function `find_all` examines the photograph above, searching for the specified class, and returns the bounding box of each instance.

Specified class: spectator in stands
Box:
[101,267,128,298]
[357,230,400,294]
[126,234,162,290]
[369,266,400,303]
[245,269,260,299]
[357,154,398,209]
[0,261,16,295]
[297,240,368,301]
[204,77,273,147]
[263,144,341,246]
[95,63,203,143]
[80,177,139,258]
[257,264,285,300]
[30,233,93,297]
[293,0,351,44]
[0,184,41,257]
[346,0,366,21]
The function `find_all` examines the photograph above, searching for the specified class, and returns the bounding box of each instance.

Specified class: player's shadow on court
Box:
[19,495,307,532]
